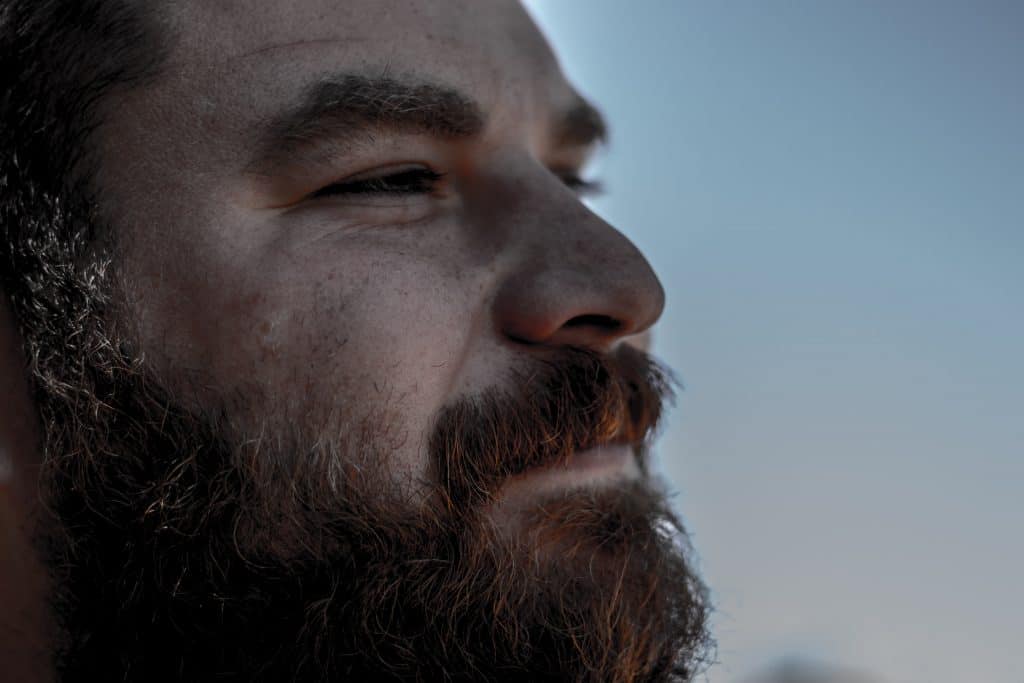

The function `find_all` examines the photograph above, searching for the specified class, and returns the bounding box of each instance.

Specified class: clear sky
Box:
[523,2,1023,682]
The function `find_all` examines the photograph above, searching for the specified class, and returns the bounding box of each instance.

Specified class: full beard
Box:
[19,231,711,681]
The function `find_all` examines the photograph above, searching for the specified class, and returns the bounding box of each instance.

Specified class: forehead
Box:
[160,0,569,121]
[173,0,550,60]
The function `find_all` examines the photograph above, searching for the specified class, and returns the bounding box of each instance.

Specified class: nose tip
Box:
[493,226,666,352]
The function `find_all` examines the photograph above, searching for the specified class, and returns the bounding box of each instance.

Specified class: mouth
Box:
[563,442,640,475]
[494,442,642,508]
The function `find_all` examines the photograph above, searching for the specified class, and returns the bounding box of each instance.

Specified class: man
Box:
[0,0,711,680]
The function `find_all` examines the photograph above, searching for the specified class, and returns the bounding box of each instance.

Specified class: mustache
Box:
[429,345,677,510]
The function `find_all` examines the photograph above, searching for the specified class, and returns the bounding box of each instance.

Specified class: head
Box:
[1,0,711,681]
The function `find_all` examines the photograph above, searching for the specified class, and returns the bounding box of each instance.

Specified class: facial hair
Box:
[19,223,712,681]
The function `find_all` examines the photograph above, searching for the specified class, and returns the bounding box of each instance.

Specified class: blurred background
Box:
[523,2,1023,682]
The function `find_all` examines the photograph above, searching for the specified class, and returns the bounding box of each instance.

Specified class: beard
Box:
[17,218,711,681]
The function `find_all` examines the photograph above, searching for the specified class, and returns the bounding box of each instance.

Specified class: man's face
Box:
[33,0,710,679]
[98,0,663,499]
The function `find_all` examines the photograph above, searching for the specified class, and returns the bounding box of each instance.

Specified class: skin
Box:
[93,0,665,499]
[0,291,50,682]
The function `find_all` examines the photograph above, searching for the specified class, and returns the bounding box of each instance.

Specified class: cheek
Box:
[217,244,478,485]
[281,256,476,484]
[126,208,487,487]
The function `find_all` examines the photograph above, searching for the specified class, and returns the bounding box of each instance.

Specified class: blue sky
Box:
[523,2,1023,681]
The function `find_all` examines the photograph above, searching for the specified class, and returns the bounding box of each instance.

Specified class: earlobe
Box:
[0,288,53,683]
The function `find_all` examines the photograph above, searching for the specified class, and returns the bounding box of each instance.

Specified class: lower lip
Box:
[496,444,641,504]
[565,443,637,473]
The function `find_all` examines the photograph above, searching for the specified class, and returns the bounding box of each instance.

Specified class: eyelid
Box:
[336,162,434,184]
[300,161,602,204]
[567,176,604,197]
[551,168,604,197]
[307,163,445,200]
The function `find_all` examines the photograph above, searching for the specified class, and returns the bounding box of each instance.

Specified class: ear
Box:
[0,288,53,681]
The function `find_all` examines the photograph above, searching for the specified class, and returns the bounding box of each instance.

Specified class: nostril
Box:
[562,314,622,331]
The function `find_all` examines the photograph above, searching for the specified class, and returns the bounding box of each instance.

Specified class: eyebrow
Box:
[248,73,608,173]
[249,74,484,172]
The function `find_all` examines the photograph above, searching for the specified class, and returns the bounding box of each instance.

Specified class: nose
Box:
[490,178,665,352]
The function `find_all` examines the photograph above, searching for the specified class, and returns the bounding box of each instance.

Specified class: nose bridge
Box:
[489,167,666,350]
[528,194,658,309]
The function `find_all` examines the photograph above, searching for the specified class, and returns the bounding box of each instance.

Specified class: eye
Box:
[553,170,604,197]
[310,167,446,199]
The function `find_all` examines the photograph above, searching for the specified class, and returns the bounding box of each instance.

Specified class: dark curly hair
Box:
[0,0,167,365]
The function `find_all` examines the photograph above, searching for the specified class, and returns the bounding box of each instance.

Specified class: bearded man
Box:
[0,0,712,680]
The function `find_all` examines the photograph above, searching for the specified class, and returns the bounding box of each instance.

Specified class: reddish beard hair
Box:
[431,346,672,512]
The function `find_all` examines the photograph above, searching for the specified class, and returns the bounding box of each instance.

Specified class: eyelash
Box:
[310,168,446,198]
[556,173,604,197]
[309,168,603,199]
